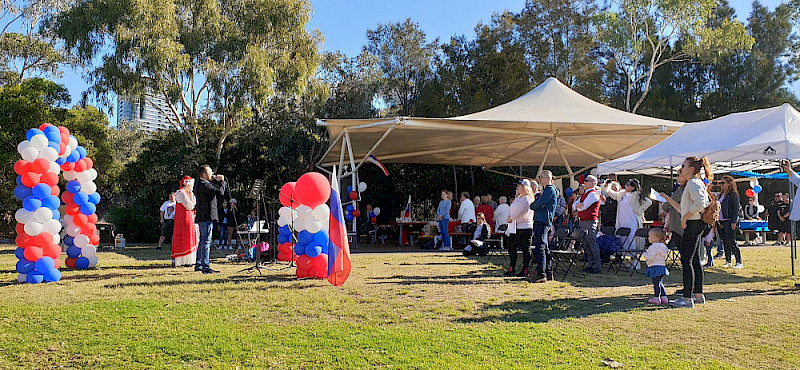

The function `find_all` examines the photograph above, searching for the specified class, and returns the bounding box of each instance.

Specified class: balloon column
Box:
[13,124,100,284]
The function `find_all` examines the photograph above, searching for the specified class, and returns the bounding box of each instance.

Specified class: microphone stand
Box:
[239,179,266,274]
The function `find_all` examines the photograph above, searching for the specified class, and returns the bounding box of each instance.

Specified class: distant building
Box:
[117,91,174,131]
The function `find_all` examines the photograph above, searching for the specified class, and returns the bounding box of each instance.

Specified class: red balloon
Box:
[43,243,61,259]
[15,234,29,248]
[15,223,25,235]
[294,172,331,208]
[21,172,41,187]
[65,204,80,215]
[74,159,87,172]
[349,191,358,201]
[31,158,50,174]
[58,126,69,136]
[65,257,77,269]
[40,172,59,186]
[34,233,53,248]
[81,224,97,236]
[73,213,88,227]
[50,185,60,196]
[352,209,361,218]
[279,182,297,208]
[53,257,61,269]
[39,123,53,131]
[13,160,30,175]
[745,189,755,198]
[87,214,98,224]
[311,254,328,278]
[58,142,67,156]
[84,157,94,169]
[61,162,75,171]
[24,246,43,262]
[370,216,377,223]
[62,192,74,203]
[89,233,100,245]
[295,255,313,278]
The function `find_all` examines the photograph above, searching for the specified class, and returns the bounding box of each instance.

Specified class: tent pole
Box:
[537,139,553,178]
[555,141,574,186]
[485,168,533,180]
[345,132,358,239]
[453,165,458,198]
[337,130,347,179]
[352,124,396,172]
[318,131,345,167]
[789,160,796,276]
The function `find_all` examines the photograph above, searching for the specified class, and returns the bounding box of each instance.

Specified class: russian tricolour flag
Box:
[327,167,351,286]
[367,154,389,176]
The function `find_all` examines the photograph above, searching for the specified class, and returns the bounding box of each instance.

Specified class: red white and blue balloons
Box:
[13,124,100,283]
[276,175,332,278]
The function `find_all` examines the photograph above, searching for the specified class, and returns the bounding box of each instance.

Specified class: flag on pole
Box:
[366,154,389,176]
[404,195,411,219]
[327,167,351,286]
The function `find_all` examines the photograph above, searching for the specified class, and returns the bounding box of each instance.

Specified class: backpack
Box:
[702,192,721,226]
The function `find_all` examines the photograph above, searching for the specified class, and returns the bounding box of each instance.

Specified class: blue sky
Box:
[54,0,785,125]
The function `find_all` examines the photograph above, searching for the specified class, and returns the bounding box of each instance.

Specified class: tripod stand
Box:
[238,179,268,274]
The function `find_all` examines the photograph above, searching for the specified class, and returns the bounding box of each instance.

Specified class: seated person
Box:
[463,212,491,256]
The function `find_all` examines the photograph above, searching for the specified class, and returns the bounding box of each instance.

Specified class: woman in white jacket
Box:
[602,178,652,252]
[504,179,535,277]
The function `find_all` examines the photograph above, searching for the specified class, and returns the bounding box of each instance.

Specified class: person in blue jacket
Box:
[527,170,558,282]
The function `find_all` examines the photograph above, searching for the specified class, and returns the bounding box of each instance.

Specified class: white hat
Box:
[518,179,531,187]
[230,198,237,204]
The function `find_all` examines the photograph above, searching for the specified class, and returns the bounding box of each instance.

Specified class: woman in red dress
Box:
[172,176,198,267]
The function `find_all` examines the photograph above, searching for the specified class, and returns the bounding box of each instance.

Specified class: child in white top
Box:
[642,228,670,305]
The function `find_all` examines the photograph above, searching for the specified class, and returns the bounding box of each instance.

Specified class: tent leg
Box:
[790,174,796,276]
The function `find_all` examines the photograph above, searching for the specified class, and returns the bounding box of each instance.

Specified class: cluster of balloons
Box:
[13,124,99,283]
[276,172,333,279]
[745,178,763,199]
[368,207,381,223]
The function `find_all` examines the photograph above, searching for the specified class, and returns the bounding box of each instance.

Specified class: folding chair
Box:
[666,237,681,271]
[551,228,587,280]
[484,224,507,261]
[624,228,651,276]
[607,227,631,273]
[601,225,616,237]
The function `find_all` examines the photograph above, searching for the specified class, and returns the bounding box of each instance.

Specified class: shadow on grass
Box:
[102,274,301,289]
[459,287,798,324]
[109,246,228,261]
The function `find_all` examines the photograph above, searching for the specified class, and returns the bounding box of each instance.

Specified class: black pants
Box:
[680,220,706,298]
[718,220,742,264]
[533,221,552,277]
[509,228,532,272]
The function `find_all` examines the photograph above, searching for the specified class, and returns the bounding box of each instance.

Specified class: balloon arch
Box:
[13,124,101,284]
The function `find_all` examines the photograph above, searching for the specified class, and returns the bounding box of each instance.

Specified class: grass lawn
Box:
[0,243,798,369]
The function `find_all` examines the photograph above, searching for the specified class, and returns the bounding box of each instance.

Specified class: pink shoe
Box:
[647,297,662,305]
[660,297,669,304]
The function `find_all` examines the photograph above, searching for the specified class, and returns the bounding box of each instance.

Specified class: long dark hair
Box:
[626,178,646,203]
[684,156,714,181]
[721,175,739,196]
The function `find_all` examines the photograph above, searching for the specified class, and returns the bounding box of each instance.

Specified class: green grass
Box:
[0,244,798,369]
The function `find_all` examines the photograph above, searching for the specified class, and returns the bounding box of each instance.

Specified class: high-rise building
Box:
[117,91,174,131]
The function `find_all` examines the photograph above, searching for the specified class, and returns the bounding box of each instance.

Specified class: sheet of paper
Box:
[649,188,666,203]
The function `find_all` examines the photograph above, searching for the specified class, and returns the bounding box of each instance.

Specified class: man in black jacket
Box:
[195,164,226,274]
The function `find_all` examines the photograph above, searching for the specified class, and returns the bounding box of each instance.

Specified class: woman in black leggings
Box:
[717,175,742,268]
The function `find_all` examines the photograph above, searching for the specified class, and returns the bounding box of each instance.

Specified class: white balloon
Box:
[15,209,34,224]
[17,141,30,155]
[319,219,329,233]
[63,171,77,181]
[89,168,98,180]
[278,206,292,218]
[38,147,58,162]
[29,134,48,150]
[306,220,322,234]
[66,225,80,237]
[296,205,313,220]
[33,208,53,223]
[313,204,330,221]
[277,215,289,227]
[43,219,62,234]
[373,207,381,216]
[68,136,78,151]
[82,181,97,195]
[48,161,60,174]
[88,255,99,268]
[24,221,43,236]
[358,182,367,193]
[21,147,39,162]
[77,170,92,183]
[74,234,90,248]
[758,205,766,213]
[52,232,61,245]
[63,214,73,226]
[17,273,27,283]
[293,218,307,231]
[81,244,97,258]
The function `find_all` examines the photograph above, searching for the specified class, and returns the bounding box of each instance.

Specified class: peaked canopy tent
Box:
[597,104,800,275]
[317,77,684,181]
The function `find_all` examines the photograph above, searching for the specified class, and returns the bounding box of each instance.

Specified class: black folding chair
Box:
[666,236,681,271]
[484,224,507,261]
[601,226,616,236]
[551,228,587,280]
[623,228,651,276]
[607,227,631,273]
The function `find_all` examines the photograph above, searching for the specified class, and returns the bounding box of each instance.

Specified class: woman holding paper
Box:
[602,178,652,252]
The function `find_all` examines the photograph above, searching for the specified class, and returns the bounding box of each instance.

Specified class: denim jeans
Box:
[652,276,667,297]
[438,219,451,248]
[719,220,741,264]
[533,221,552,277]
[197,221,213,270]
[218,223,228,246]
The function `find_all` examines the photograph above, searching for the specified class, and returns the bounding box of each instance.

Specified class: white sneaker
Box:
[733,263,744,269]
[440,246,452,251]
[722,262,732,268]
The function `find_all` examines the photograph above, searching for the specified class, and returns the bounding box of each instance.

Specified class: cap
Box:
[230,198,237,204]
[518,179,531,187]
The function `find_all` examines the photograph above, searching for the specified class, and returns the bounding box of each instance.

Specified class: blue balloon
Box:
[32,183,51,199]
[277,234,290,244]
[16,259,34,274]
[297,230,314,245]
[14,247,25,260]
[23,197,42,211]
[346,204,354,212]
[67,150,80,163]
[88,192,101,205]
[73,191,89,205]
[51,209,60,220]
[43,125,60,134]
[43,195,60,210]
[34,256,55,272]
[75,257,90,270]
[67,181,81,193]
[345,213,354,221]
[66,245,81,258]
[369,212,376,218]
[279,225,291,235]
[753,185,763,194]
[305,244,322,258]
[45,129,61,143]
[16,175,22,186]
[346,185,353,193]
[26,273,44,284]
[47,141,60,152]
[26,128,44,141]
[14,185,32,200]
[55,157,65,165]
[76,146,87,159]
[80,203,96,215]
[565,187,574,197]
[64,235,75,247]
[294,243,306,256]
[313,231,328,246]
[43,268,61,282]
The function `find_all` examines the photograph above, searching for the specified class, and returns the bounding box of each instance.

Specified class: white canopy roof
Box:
[598,104,800,175]
[318,78,683,176]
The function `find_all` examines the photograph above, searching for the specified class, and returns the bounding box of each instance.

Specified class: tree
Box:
[364,18,438,116]
[0,0,70,84]
[318,51,381,119]
[594,0,754,113]
[52,0,319,159]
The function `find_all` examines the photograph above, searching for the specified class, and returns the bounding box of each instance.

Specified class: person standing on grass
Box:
[717,176,743,269]
[643,228,670,305]
[226,199,238,250]
[158,193,176,250]
[573,175,603,274]
[669,156,712,309]
[436,190,452,251]
[661,173,687,259]
[172,176,198,267]
[494,196,511,250]
[527,170,557,283]
[781,160,800,238]
[459,192,477,235]
[505,179,535,277]
[768,193,785,245]
[218,200,230,250]
[195,165,226,274]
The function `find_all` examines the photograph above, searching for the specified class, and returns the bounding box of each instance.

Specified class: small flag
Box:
[367,154,389,176]
[404,196,411,219]
[327,167,351,286]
